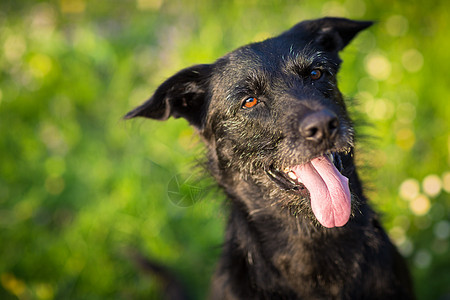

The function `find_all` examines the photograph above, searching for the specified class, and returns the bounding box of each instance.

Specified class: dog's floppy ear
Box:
[124,64,212,128]
[289,17,373,52]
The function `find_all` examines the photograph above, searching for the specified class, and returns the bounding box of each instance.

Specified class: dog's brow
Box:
[284,47,338,75]
[226,70,269,101]
[246,71,269,92]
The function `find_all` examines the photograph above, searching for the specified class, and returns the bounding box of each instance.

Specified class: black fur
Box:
[126,17,414,300]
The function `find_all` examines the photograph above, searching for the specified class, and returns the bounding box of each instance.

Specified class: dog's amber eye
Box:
[243,97,258,108]
[310,69,322,80]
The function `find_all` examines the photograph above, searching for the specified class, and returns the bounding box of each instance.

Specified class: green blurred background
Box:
[0,0,449,299]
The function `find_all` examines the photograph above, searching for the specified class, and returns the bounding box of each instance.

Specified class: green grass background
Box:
[0,0,449,299]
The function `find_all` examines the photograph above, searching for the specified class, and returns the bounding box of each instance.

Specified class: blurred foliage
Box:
[0,0,449,299]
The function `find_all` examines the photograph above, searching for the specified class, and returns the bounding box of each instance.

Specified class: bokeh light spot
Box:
[402,49,424,73]
[1,273,26,298]
[45,176,65,195]
[29,54,53,79]
[396,102,416,124]
[414,250,432,269]
[14,198,36,221]
[364,98,395,120]
[39,122,68,155]
[321,2,348,17]
[29,3,57,38]
[365,53,392,81]
[396,128,415,150]
[4,35,26,63]
[433,220,450,240]
[385,15,409,37]
[399,178,420,201]
[60,0,85,14]
[35,283,54,300]
[422,174,442,198]
[398,238,414,257]
[345,0,366,17]
[389,226,406,245]
[66,255,86,274]
[442,171,450,193]
[137,0,163,10]
[410,194,431,216]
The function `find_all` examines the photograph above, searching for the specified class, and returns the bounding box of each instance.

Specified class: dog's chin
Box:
[266,151,352,228]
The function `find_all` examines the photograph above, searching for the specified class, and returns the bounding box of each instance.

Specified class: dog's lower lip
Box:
[266,165,306,192]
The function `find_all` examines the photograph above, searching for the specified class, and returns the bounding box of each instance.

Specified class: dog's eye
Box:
[310,69,322,80]
[242,97,259,109]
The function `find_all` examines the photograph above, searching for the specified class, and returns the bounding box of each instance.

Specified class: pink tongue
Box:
[292,155,351,228]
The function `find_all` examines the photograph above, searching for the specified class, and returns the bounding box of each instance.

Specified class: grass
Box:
[0,0,449,299]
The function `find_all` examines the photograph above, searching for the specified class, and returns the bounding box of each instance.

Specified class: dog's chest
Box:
[271,235,360,294]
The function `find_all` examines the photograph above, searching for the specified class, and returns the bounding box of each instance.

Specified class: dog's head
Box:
[126,18,372,228]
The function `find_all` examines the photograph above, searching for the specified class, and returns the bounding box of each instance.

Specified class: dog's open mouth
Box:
[267,153,351,228]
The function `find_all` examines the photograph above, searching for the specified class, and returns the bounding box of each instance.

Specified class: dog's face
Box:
[126,18,372,228]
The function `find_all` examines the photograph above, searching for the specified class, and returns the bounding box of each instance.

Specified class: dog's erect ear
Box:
[288,17,373,52]
[124,64,212,128]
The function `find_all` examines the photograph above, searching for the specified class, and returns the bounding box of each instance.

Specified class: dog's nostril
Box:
[305,127,318,138]
[329,118,339,131]
[300,109,339,143]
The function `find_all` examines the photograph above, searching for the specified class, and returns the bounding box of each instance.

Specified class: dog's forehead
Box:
[216,31,340,80]
[210,35,337,95]
[225,36,311,70]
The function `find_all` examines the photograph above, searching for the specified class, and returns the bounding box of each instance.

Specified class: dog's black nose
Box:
[300,109,339,143]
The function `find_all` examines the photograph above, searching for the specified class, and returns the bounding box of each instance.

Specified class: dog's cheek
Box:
[215,119,280,169]
[215,139,236,169]
[330,87,347,109]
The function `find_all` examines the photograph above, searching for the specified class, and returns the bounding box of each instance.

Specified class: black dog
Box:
[126,17,414,300]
